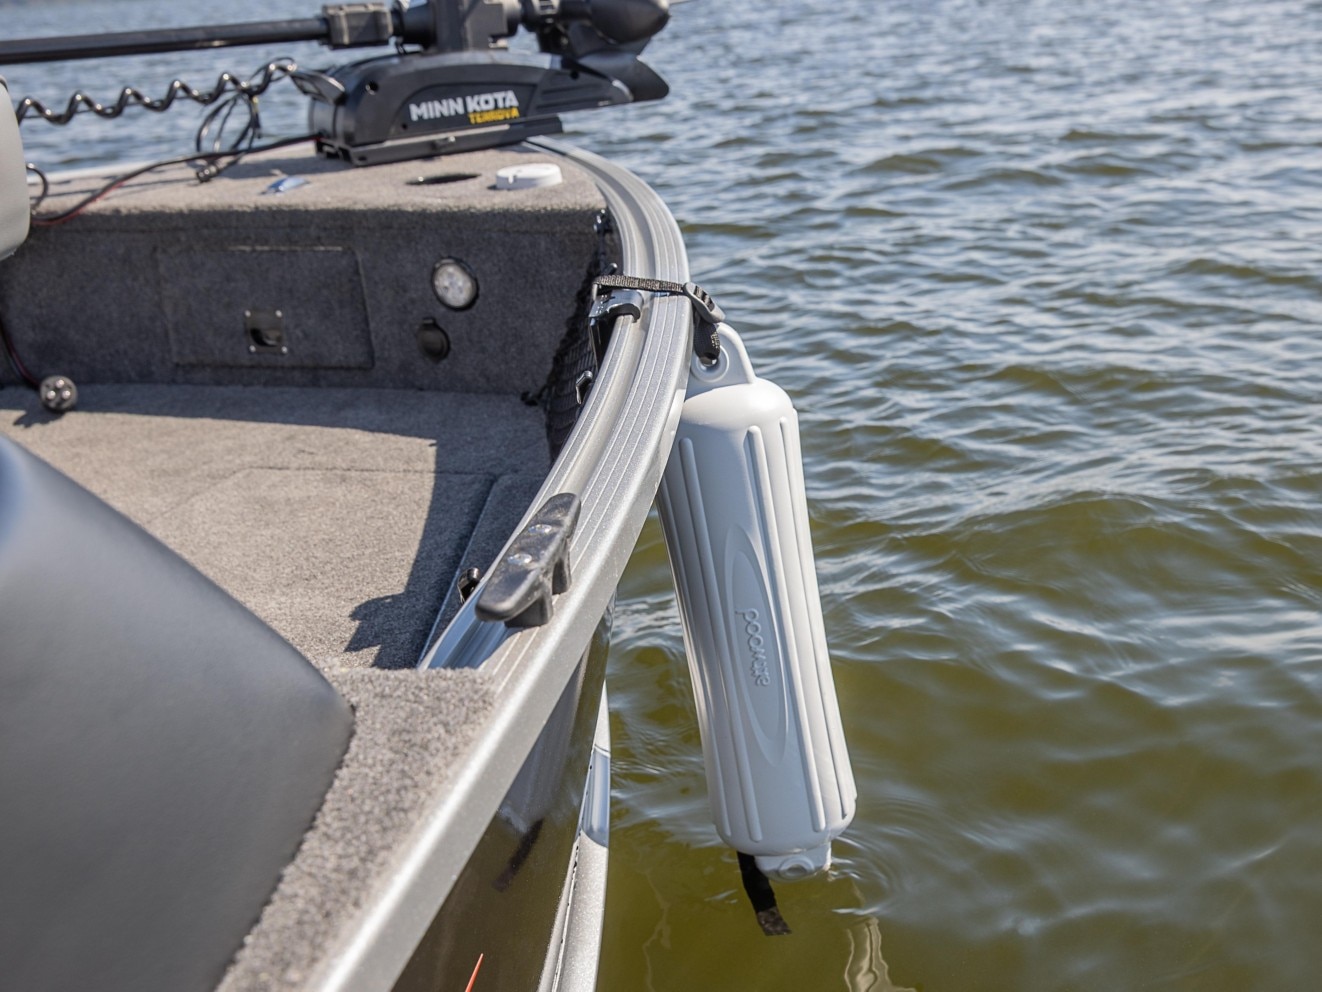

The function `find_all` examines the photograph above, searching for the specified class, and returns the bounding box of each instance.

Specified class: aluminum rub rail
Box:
[308,141,694,992]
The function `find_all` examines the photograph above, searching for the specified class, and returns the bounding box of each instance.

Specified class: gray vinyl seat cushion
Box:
[0,436,353,992]
[0,82,29,259]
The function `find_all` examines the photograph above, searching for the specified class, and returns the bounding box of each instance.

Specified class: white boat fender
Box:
[656,323,857,891]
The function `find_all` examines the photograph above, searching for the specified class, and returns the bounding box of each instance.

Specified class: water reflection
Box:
[842,917,914,992]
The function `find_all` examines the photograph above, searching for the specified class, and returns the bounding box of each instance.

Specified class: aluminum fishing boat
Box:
[0,3,855,990]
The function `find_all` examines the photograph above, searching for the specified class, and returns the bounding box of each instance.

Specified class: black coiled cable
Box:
[14,59,298,128]
[15,58,296,154]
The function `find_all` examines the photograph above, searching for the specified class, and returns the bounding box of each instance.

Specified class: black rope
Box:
[737,852,792,936]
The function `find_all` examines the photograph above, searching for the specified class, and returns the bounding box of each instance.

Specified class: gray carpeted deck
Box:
[0,381,547,990]
[0,142,608,991]
[0,382,547,670]
[220,665,496,992]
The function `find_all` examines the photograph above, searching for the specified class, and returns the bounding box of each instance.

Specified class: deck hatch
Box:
[157,246,374,369]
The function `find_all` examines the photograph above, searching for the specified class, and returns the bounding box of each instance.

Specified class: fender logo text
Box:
[736,609,772,687]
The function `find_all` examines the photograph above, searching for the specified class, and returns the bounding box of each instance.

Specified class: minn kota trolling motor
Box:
[3,0,856,932]
[292,0,673,165]
[0,0,672,165]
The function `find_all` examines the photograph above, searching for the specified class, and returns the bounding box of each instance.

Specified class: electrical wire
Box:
[3,166,49,388]
[196,95,253,154]
[25,163,48,213]
[14,60,299,127]
[0,314,40,389]
[30,133,314,227]
[193,58,298,153]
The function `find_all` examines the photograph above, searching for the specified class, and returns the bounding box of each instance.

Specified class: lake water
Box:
[7,1,1322,989]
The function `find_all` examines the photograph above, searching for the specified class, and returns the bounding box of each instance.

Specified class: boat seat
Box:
[0,437,354,992]
[0,82,29,259]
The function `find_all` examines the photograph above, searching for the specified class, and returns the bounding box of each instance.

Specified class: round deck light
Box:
[432,257,478,310]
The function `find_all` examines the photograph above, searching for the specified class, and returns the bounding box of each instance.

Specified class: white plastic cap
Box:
[495,163,563,190]
[755,844,832,882]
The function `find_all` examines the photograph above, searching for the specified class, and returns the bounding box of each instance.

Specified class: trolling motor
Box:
[0,0,670,165]
[296,0,672,165]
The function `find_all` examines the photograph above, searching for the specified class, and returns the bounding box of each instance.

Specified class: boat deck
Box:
[0,379,548,990]
[0,143,617,990]
[0,383,548,669]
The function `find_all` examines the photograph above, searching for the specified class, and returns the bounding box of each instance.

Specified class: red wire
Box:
[31,174,133,227]
[0,319,40,387]
[28,134,313,227]
[464,953,484,992]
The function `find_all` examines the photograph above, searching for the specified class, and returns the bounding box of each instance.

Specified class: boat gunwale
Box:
[305,138,693,992]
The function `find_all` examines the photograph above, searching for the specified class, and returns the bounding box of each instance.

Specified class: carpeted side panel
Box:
[0,147,606,396]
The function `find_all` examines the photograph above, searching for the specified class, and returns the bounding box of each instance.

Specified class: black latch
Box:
[593,274,725,366]
[682,282,724,367]
[475,492,580,629]
[587,287,643,360]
